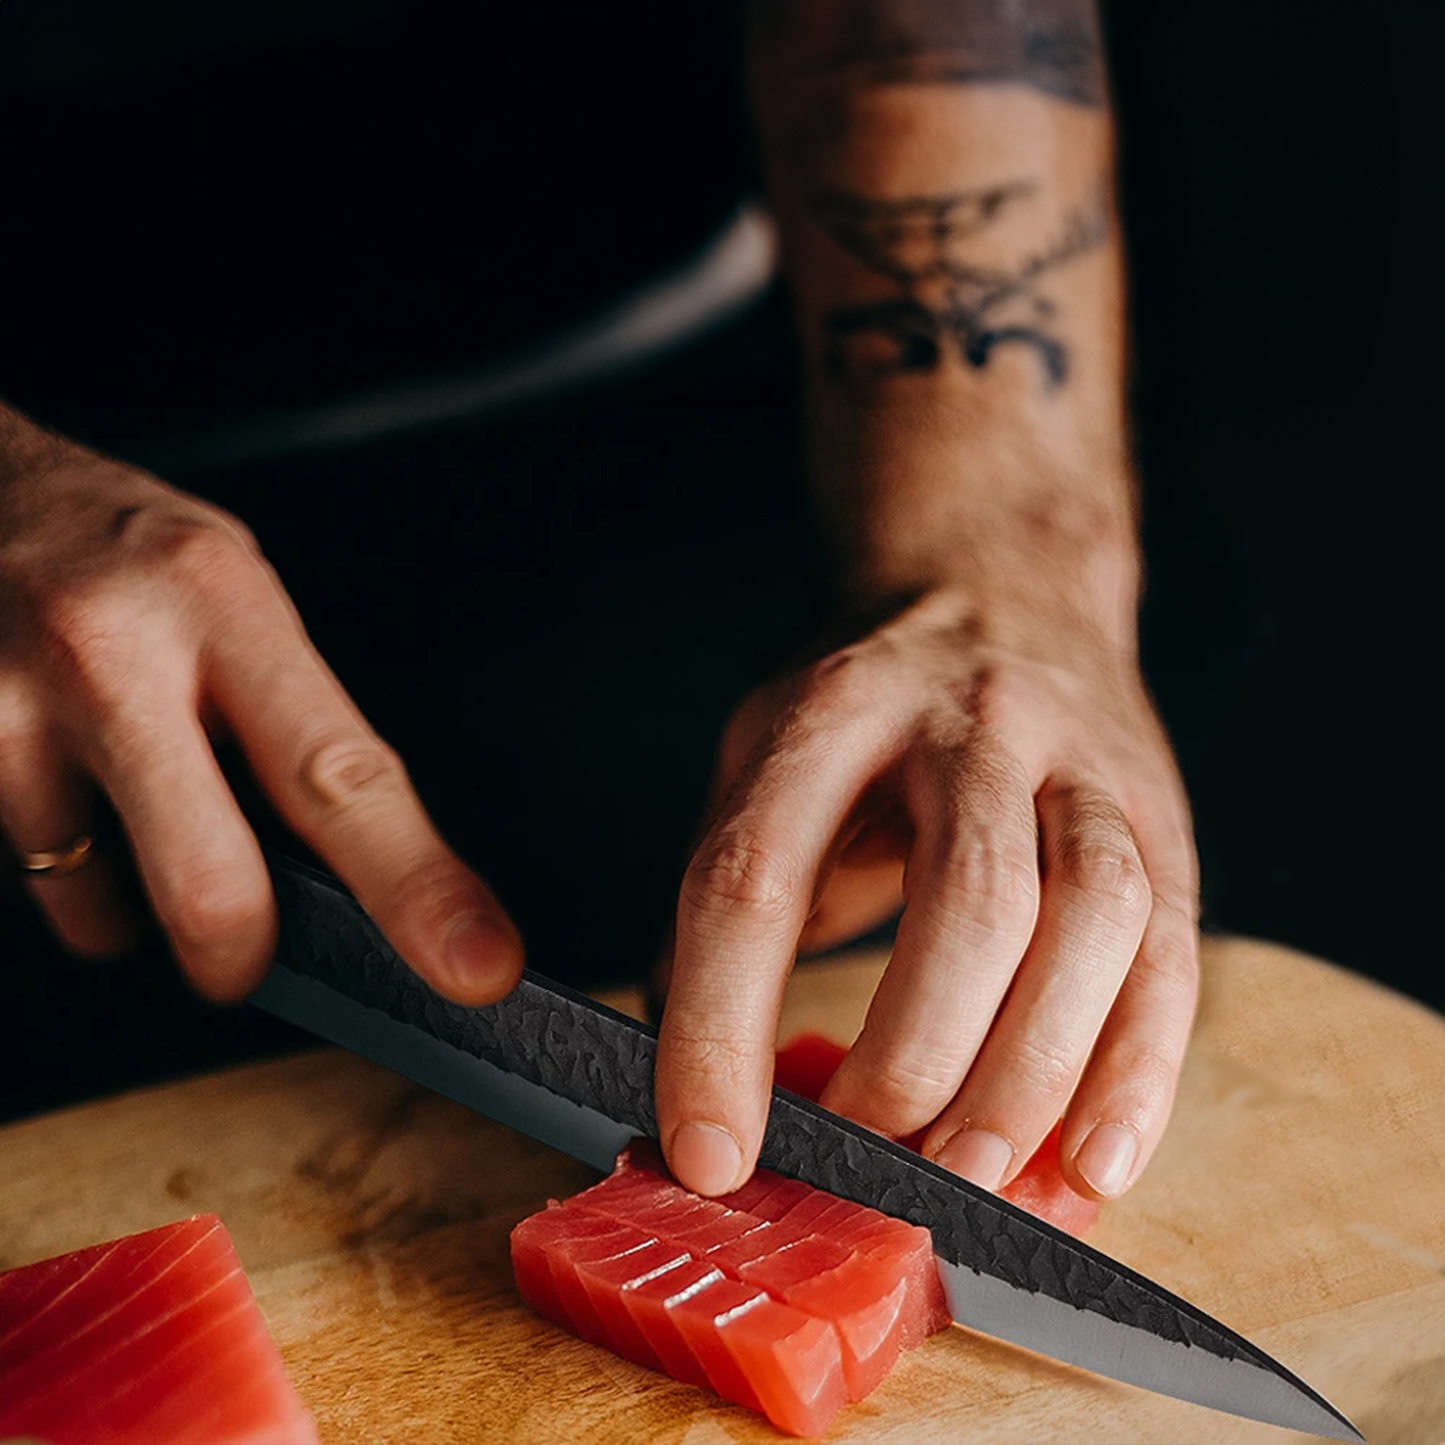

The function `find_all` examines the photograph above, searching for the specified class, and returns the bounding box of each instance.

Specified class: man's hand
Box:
[0,408,522,1003]
[656,0,1199,1206]
[656,589,1198,1204]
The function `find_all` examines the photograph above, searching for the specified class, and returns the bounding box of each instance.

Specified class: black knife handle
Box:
[267,850,661,1135]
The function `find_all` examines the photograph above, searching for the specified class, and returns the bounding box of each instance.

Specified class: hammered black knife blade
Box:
[251,850,1362,1440]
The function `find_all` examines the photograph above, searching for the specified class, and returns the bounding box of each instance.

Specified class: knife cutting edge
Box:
[251,850,1363,1441]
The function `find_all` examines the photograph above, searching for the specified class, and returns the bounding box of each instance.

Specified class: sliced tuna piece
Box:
[730,1230,917,1399]
[575,1239,693,1371]
[513,1209,652,1346]
[509,1204,583,1330]
[618,1257,723,1389]
[0,1214,317,1445]
[668,1276,846,1439]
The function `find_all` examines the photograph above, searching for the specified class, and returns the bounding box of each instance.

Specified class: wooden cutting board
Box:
[1,937,1441,1444]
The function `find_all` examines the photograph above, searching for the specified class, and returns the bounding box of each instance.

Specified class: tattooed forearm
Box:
[754,0,1105,107]
[816,184,1108,388]
[752,0,1118,398]
[749,0,1130,597]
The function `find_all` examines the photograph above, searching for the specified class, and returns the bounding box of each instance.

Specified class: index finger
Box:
[658,696,902,1196]
[202,580,523,1005]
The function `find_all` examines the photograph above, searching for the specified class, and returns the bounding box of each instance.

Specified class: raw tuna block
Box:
[511,1210,851,1435]
[772,1031,856,1102]
[0,1214,318,1445]
[589,1148,946,1396]
[514,1142,953,1433]
[999,1122,1102,1239]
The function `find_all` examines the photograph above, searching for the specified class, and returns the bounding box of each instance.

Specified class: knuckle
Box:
[1055,830,1150,924]
[32,584,141,711]
[1007,1033,1082,1101]
[159,518,265,604]
[683,831,801,923]
[34,577,120,651]
[1152,882,1202,929]
[852,1051,958,1126]
[209,508,261,556]
[1119,1043,1184,1101]
[1088,1043,1184,1130]
[663,1025,757,1079]
[301,734,404,811]
[949,662,1002,726]
[798,648,877,716]
[658,1025,761,1116]
[930,830,1038,939]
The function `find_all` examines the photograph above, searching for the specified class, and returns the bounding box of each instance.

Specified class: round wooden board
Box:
[1,937,1441,1444]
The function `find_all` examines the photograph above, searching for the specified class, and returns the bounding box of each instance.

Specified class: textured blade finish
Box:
[255,851,1362,1440]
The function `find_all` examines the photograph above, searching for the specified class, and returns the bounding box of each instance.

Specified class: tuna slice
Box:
[512,1143,950,1436]
[0,1214,318,1445]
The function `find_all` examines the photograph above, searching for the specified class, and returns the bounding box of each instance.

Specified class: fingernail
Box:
[934,1129,1014,1191]
[1075,1123,1138,1198]
[670,1120,744,1197]
[444,913,516,992]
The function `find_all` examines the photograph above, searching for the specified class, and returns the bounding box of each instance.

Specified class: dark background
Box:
[1,1,1438,1126]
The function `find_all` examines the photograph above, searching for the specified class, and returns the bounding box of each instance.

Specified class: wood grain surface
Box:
[1,937,1441,1444]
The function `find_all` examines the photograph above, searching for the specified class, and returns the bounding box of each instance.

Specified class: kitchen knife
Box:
[252,850,1363,1441]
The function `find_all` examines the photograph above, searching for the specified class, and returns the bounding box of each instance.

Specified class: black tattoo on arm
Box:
[755,0,1106,107]
[813,182,1038,284]
[815,183,1108,389]
[756,3,1113,390]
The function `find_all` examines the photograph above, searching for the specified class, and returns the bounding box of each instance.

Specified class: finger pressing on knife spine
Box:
[658,686,907,1196]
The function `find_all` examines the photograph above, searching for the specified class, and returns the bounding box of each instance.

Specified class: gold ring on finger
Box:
[15,834,96,878]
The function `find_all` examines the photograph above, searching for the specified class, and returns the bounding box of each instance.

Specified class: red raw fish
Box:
[0,1214,318,1445]
[512,1030,1100,1434]
[513,1199,847,1435]
[572,1143,949,1401]
[512,1141,950,1436]
[775,1032,1101,1239]
[670,1280,844,1438]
